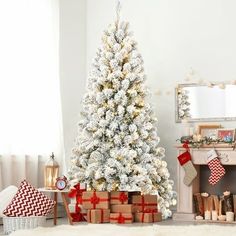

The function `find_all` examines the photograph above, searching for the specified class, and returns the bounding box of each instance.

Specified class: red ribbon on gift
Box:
[133,195,157,212]
[110,213,132,224]
[111,192,128,204]
[82,191,109,209]
[68,183,86,204]
[88,209,105,223]
[70,206,86,222]
[141,209,158,223]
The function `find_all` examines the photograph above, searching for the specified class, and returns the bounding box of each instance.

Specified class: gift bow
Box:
[110,213,132,224]
[183,141,189,150]
[83,191,109,209]
[68,183,86,204]
[111,192,128,204]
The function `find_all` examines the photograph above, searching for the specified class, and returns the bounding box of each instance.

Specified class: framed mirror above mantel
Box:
[175,83,236,123]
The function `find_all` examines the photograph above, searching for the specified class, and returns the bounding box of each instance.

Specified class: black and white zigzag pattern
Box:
[3,180,55,217]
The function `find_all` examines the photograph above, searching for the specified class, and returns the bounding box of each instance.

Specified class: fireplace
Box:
[173,145,236,223]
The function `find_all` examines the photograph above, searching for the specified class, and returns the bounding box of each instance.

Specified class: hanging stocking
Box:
[207,149,225,185]
[177,149,197,186]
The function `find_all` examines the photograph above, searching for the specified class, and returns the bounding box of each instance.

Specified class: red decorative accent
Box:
[3,180,55,217]
[68,183,86,204]
[183,141,189,150]
[133,196,157,212]
[177,151,191,166]
[111,192,128,204]
[70,205,86,222]
[110,213,132,224]
[82,191,109,209]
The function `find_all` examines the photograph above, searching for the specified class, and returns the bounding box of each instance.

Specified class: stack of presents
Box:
[68,183,162,224]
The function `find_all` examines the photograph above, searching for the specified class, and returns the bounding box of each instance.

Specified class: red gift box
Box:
[68,183,86,204]
[82,191,110,209]
[132,195,157,212]
[110,213,133,224]
[87,209,110,223]
[110,191,128,205]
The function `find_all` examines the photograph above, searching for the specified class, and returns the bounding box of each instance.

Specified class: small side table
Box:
[38,188,73,225]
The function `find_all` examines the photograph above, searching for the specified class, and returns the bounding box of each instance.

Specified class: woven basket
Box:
[3,216,46,235]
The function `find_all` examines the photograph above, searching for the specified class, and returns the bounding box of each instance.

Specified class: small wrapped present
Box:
[68,183,86,204]
[110,191,128,205]
[82,191,110,209]
[110,213,133,224]
[111,204,134,213]
[132,195,157,213]
[68,203,87,222]
[128,191,141,204]
[134,210,162,223]
[87,209,110,223]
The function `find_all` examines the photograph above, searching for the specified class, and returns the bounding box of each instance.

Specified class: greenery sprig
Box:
[177,136,235,149]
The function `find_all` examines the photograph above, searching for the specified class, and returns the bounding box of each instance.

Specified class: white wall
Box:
[59,0,87,167]
[85,0,236,187]
[60,0,236,186]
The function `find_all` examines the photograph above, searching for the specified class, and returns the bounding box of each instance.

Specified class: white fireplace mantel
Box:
[173,145,236,221]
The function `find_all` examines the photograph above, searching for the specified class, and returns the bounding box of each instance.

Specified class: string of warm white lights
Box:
[155,68,236,96]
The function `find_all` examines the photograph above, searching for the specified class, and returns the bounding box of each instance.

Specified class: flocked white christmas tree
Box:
[68,2,176,218]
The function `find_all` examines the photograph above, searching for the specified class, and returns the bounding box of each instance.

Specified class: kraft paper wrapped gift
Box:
[82,191,110,209]
[110,191,128,205]
[132,195,157,212]
[128,191,141,204]
[111,204,134,213]
[134,212,162,223]
[87,209,110,223]
[110,213,133,224]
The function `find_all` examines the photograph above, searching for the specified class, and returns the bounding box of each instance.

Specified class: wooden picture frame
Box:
[198,124,221,139]
[217,128,235,142]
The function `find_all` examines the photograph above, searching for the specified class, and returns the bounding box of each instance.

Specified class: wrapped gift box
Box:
[111,204,134,213]
[82,191,110,209]
[110,213,133,224]
[68,204,87,222]
[87,209,110,223]
[128,191,141,204]
[110,191,128,205]
[132,195,157,212]
[134,212,162,223]
[68,183,86,204]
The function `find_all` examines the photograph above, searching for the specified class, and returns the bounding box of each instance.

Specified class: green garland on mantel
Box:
[177,136,236,149]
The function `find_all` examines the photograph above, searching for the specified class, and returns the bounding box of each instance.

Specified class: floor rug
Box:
[9,223,236,236]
